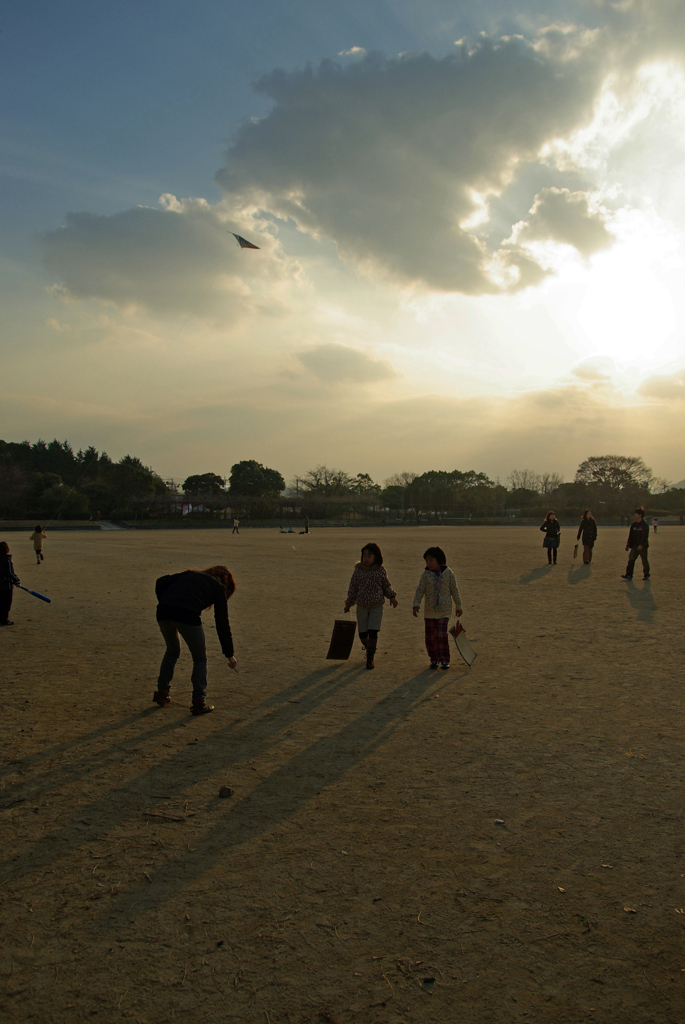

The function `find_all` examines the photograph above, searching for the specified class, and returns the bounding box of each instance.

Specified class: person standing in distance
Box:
[540,511,561,565]
[622,507,650,581]
[232,517,240,535]
[576,510,597,564]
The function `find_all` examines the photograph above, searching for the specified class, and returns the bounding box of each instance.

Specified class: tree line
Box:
[1,440,683,521]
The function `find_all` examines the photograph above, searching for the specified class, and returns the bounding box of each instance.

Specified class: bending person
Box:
[153,565,237,715]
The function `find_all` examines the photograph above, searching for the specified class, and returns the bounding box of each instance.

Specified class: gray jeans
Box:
[157,620,207,700]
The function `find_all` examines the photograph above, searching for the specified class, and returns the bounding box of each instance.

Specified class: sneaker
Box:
[643,575,650,580]
[440,662,449,671]
[621,574,632,580]
[0,620,14,626]
[429,662,438,670]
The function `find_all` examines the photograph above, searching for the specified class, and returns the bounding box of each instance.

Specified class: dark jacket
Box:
[0,553,20,592]
[627,520,649,549]
[540,519,561,546]
[577,518,598,545]
[155,570,234,657]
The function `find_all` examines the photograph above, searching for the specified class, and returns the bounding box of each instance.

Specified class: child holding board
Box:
[344,542,398,669]
[413,545,462,670]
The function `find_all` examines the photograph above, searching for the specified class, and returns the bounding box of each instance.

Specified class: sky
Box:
[1,0,685,487]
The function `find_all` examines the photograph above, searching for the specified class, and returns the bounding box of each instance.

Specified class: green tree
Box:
[349,473,381,496]
[182,473,226,496]
[297,466,353,497]
[38,483,90,519]
[575,455,653,491]
[229,460,285,497]
[574,455,653,515]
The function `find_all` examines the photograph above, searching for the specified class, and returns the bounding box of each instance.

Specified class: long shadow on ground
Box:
[519,565,553,585]
[99,666,451,923]
[0,663,373,884]
[624,580,658,623]
[567,565,591,585]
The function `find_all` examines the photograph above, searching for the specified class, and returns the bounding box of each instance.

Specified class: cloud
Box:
[215,35,613,294]
[297,343,395,383]
[571,357,615,381]
[40,194,301,320]
[512,187,614,256]
[338,46,366,57]
[638,369,685,400]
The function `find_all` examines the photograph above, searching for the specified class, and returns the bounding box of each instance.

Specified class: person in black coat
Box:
[540,511,561,564]
[622,507,650,580]
[154,564,238,715]
[0,541,20,626]
[576,510,598,564]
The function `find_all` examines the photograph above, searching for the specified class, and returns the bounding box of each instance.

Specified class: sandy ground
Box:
[0,525,683,1024]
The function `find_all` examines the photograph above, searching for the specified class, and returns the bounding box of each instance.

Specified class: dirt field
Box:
[1,525,683,1024]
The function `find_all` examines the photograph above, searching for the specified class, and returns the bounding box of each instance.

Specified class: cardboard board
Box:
[326,618,357,660]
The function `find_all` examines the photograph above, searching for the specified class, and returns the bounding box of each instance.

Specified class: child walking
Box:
[344,542,398,669]
[30,525,47,564]
[413,545,462,670]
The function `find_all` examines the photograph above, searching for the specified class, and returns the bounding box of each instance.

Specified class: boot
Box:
[359,632,368,651]
[191,699,214,715]
[152,688,171,706]
[365,635,377,670]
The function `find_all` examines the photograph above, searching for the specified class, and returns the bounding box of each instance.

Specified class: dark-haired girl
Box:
[344,543,398,670]
[154,565,237,714]
[0,541,20,626]
[540,511,561,564]
[412,546,462,670]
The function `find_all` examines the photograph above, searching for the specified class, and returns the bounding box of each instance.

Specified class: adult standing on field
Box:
[0,541,20,626]
[540,511,561,565]
[232,517,240,534]
[622,507,650,581]
[576,510,597,564]
[153,565,238,715]
[652,517,658,534]
[30,525,47,564]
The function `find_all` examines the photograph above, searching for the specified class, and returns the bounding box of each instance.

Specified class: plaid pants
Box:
[424,617,450,663]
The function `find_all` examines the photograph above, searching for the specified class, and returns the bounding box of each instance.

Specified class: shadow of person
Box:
[519,565,553,585]
[61,668,448,928]
[624,579,657,623]
[0,664,368,886]
[567,564,591,585]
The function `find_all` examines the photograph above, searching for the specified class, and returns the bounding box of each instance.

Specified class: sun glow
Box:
[574,208,681,365]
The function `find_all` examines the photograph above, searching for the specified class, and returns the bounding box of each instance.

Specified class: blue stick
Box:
[16,584,51,604]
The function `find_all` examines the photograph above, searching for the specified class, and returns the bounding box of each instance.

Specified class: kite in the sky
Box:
[231,232,260,249]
